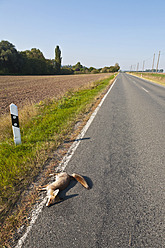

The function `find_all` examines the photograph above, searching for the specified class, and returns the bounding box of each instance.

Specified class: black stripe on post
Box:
[11,114,19,128]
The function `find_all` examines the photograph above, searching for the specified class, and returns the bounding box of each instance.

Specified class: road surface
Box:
[17,73,165,248]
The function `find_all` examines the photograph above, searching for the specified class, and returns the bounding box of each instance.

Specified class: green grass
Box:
[129,72,165,86]
[145,73,165,78]
[0,74,115,222]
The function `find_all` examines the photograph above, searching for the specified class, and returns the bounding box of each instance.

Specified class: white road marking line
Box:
[15,77,117,248]
[132,80,149,93]
[15,198,47,248]
[141,87,149,93]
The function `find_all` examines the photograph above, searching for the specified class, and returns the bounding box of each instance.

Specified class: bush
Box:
[60,68,74,75]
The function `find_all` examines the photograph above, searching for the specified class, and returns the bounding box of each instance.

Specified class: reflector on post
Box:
[10,103,21,145]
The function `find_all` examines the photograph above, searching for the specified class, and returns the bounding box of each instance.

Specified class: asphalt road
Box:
[18,73,165,248]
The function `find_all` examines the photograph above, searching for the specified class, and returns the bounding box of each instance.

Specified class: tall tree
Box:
[20,48,47,75]
[0,40,21,73]
[55,45,62,73]
[114,63,120,71]
[24,48,45,60]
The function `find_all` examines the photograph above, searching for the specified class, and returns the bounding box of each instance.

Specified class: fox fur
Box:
[39,172,89,207]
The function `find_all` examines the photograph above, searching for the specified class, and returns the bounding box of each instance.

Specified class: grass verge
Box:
[129,72,165,86]
[0,74,115,246]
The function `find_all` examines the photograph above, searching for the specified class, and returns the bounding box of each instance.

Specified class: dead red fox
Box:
[39,172,89,207]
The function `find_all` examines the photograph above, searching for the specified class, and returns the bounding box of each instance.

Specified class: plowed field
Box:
[0,73,112,115]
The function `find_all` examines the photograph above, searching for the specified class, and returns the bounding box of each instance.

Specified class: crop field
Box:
[0,73,112,115]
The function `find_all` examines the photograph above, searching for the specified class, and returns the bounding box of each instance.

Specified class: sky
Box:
[1,0,165,71]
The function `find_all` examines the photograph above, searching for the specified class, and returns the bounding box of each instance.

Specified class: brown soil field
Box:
[0,73,112,116]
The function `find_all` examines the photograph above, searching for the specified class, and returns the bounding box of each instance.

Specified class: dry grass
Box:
[130,72,165,86]
[142,74,165,85]
[0,103,38,141]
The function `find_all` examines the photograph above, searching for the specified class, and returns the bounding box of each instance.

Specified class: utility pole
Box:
[156,51,161,73]
[130,65,132,72]
[137,63,139,72]
[142,60,145,72]
[152,53,155,72]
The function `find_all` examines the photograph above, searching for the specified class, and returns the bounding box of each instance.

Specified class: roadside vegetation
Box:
[0,40,120,75]
[0,74,116,246]
[129,72,165,86]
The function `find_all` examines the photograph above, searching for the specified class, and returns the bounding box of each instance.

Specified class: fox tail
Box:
[71,173,90,189]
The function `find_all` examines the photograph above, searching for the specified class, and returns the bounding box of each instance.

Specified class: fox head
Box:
[46,189,59,207]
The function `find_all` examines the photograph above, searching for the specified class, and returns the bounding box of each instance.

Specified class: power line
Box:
[130,50,164,72]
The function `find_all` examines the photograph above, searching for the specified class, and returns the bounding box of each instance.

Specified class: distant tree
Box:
[20,48,56,75]
[114,63,120,71]
[55,45,62,73]
[20,48,47,75]
[109,66,115,72]
[84,68,90,74]
[91,69,99,74]
[73,62,83,71]
[60,67,73,75]
[80,66,89,74]
[109,63,120,72]
[0,40,58,75]
[24,48,45,60]
[101,67,109,73]
[89,67,96,72]
[62,64,72,68]
[0,40,22,74]
[46,59,56,74]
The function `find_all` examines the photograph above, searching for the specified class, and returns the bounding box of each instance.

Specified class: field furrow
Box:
[0,73,111,115]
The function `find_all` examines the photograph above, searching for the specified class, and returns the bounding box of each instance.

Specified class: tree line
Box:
[0,40,120,75]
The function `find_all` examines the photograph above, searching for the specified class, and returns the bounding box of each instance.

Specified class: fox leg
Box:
[38,184,49,191]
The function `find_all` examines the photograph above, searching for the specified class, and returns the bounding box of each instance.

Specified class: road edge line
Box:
[15,76,117,248]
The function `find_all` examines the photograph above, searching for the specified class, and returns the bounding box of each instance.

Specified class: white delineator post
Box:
[10,103,21,145]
